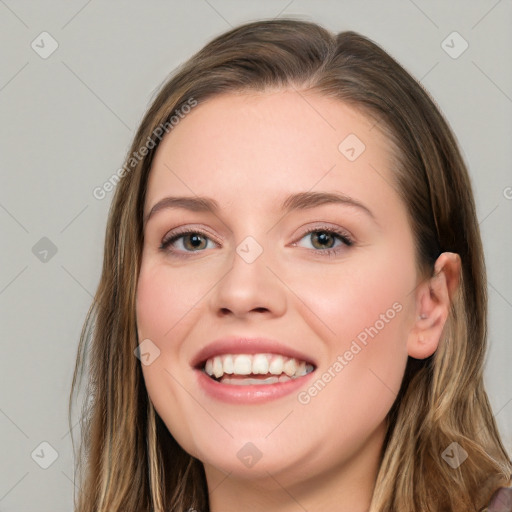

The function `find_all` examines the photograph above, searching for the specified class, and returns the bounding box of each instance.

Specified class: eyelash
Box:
[159,225,354,258]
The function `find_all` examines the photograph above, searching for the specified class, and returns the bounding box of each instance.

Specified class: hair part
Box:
[69,17,512,512]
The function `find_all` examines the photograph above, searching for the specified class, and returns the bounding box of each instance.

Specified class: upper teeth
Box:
[204,353,314,379]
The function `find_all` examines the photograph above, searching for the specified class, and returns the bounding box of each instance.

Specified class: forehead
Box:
[145,90,399,219]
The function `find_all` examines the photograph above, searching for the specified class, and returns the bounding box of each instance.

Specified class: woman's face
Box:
[136,90,421,487]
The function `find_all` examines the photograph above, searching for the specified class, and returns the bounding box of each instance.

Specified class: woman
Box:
[69,18,512,512]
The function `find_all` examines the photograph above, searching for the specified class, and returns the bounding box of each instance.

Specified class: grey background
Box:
[1,1,511,510]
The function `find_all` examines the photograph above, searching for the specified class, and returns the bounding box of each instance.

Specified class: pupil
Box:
[187,234,205,249]
[314,231,333,249]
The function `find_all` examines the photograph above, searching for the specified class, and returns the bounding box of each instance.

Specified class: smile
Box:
[203,353,315,385]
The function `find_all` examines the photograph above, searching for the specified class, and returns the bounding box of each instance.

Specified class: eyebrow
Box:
[144,191,375,226]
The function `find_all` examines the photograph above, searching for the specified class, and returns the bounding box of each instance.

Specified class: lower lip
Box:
[195,369,316,404]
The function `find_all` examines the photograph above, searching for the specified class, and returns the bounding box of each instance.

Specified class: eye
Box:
[293,226,353,257]
[159,225,354,258]
[159,228,217,256]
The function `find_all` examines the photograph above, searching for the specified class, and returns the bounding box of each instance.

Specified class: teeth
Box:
[223,354,234,374]
[202,353,314,381]
[268,356,283,375]
[212,356,223,378]
[205,358,213,376]
[233,355,252,375]
[252,354,269,374]
[283,358,297,377]
[222,376,281,386]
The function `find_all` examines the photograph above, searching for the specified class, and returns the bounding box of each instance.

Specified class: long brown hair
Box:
[69,18,512,512]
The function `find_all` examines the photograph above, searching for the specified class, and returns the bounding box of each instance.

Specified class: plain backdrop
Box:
[1,1,511,510]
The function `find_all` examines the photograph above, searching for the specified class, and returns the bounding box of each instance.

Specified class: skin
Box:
[136,90,461,512]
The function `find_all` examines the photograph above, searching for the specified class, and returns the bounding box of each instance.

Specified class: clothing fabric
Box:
[482,485,512,512]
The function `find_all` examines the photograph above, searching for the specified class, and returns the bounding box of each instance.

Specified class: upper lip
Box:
[191,336,318,369]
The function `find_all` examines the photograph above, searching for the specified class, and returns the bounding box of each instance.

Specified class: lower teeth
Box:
[214,374,295,385]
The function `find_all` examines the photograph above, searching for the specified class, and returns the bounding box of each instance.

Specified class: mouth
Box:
[197,353,316,386]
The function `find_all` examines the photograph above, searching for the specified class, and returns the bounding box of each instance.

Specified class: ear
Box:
[407,252,461,359]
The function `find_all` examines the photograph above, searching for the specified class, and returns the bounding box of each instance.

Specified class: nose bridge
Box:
[235,234,266,266]
[225,208,274,266]
[210,228,286,317]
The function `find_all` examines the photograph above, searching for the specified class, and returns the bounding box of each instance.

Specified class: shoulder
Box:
[482,483,512,512]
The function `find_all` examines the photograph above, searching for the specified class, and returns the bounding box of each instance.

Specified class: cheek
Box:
[136,262,205,452]
[136,260,211,340]
[289,246,413,345]
[338,251,411,378]
[294,277,409,457]
[291,246,412,414]
[135,262,198,400]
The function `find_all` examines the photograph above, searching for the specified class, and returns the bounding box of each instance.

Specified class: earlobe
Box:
[407,308,444,359]
[407,252,461,360]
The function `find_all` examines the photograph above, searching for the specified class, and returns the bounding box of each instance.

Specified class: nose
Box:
[209,237,287,320]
